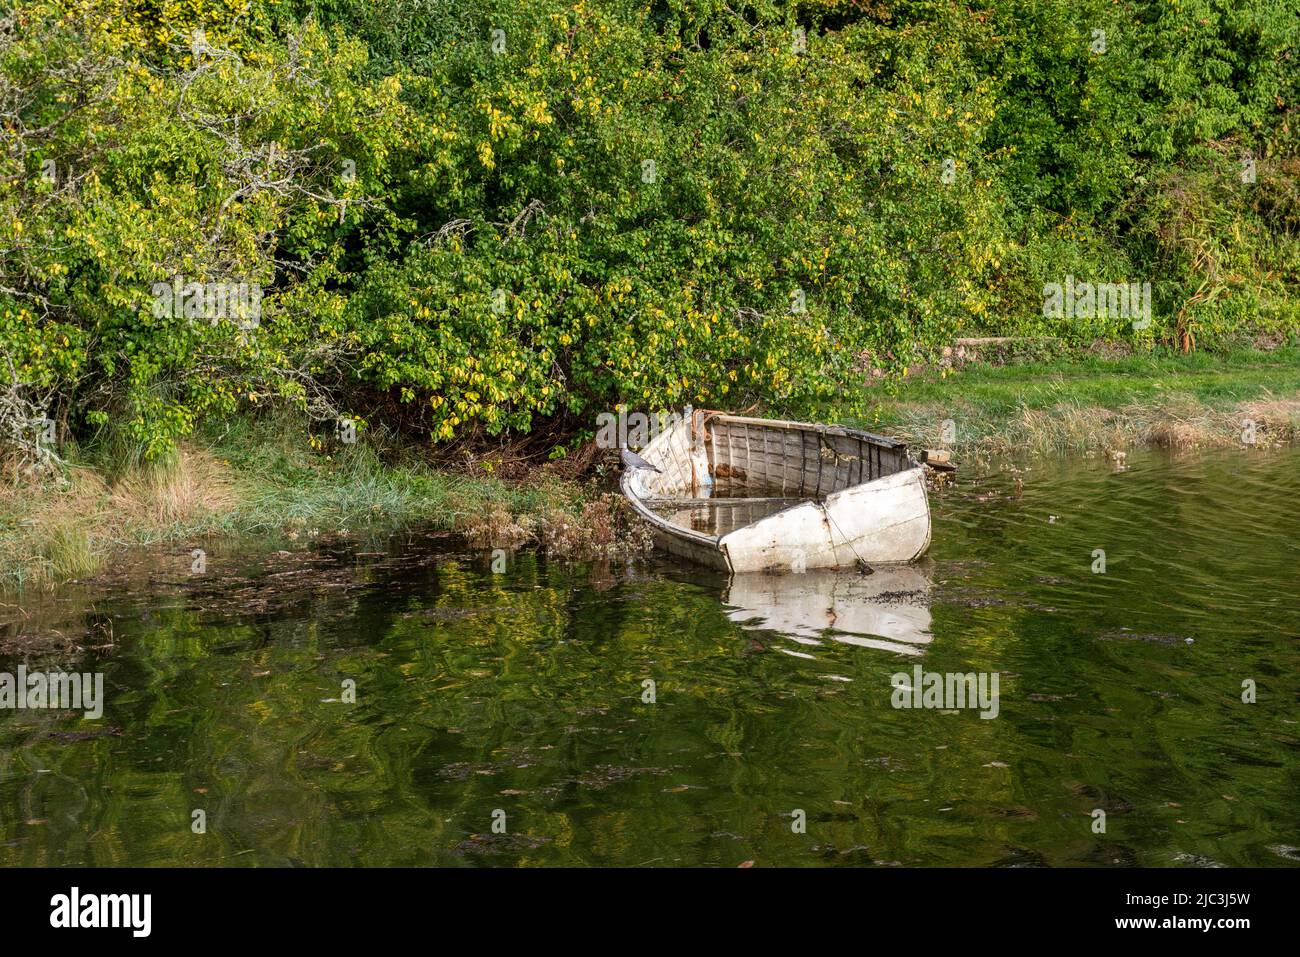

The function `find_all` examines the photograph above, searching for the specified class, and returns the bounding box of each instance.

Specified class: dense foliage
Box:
[2,0,1296,457]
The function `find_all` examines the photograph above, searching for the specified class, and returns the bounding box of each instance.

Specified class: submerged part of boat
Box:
[620,409,931,572]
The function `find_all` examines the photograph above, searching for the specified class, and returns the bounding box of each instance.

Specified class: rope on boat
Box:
[820,503,874,575]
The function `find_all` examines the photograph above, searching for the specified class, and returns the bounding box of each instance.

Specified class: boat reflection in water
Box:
[722,563,933,656]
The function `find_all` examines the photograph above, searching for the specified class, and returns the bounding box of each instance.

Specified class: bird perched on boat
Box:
[620,442,661,473]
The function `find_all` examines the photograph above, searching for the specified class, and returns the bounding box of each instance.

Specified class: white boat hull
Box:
[719,466,931,572]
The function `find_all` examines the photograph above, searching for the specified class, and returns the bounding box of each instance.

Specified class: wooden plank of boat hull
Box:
[621,431,724,558]
[651,529,730,570]
[705,412,908,452]
[632,414,710,498]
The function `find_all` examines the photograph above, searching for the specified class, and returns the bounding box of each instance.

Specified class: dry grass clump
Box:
[1014,403,1126,455]
[1227,399,1300,447]
[460,503,534,549]
[548,495,656,559]
[1138,396,1299,449]
[891,393,1300,457]
[0,467,109,588]
[109,446,239,529]
[1024,394,1300,452]
[539,495,623,558]
[0,445,242,589]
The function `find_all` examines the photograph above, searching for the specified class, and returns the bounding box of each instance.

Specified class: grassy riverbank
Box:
[853,346,1300,456]
[0,418,642,591]
[2,347,1297,590]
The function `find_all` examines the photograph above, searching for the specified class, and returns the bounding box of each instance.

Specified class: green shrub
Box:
[1,0,1295,459]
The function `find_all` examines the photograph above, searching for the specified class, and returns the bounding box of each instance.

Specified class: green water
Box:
[1,448,1297,867]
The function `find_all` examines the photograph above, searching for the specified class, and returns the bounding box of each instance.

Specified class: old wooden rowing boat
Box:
[620,409,931,572]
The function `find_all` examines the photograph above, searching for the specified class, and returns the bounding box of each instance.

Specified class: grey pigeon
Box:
[620,443,661,473]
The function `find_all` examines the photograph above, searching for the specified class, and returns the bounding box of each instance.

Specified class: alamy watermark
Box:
[1043,275,1151,329]
[891,666,1000,719]
[0,666,104,718]
[50,887,150,937]
[152,276,262,329]
[595,407,685,450]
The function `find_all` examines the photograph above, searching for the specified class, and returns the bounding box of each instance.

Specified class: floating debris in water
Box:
[1097,629,1194,647]
[47,728,123,743]
[450,833,551,857]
